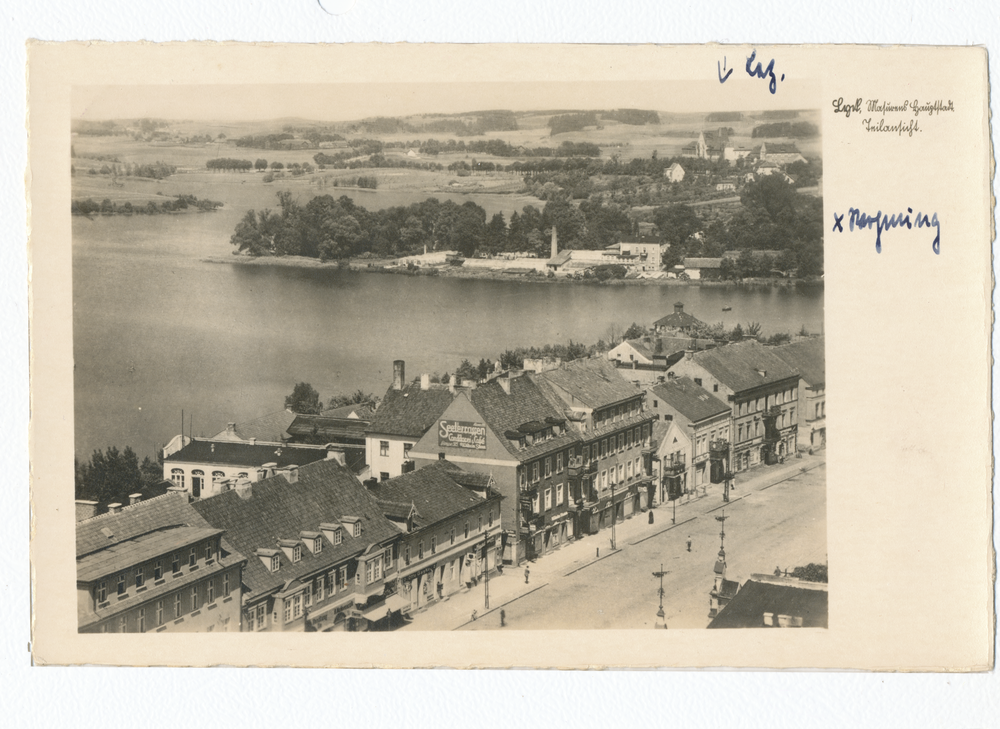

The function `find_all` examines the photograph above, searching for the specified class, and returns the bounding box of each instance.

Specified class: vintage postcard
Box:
[28,42,992,668]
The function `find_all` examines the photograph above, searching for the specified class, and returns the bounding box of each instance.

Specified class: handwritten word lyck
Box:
[832,207,940,254]
[832,97,863,117]
[745,50,784,94]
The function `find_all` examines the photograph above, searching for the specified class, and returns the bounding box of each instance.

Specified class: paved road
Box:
[460,462,826,631]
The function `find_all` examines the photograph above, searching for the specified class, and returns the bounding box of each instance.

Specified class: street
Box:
[456,459,826,630]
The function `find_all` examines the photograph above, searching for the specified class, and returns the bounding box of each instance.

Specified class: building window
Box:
[283,599,291,623]
[293,594,303,619]
[627,460,634,479]
[488,510,494,528]
[556,453,564,473]
[135,565,144,589]
[385,549,392,570]
[618,463,625,482]
[117,572,126,595]
[191,586,200,611]
[271,555,280,572]
[156,600,163,627]
[223,572,230,596]
[97,581,107,604]
[333,529,342,546]
[365,556,383,584]
[556,483,564,505]
[293,545,302,563]
[694,377,702,386]
[531,493,540,513]
[339,567,348,589]
[174,592,182,619]
[450,528,456,545]
[464,521,470,539]
[619,433,625,451]
[544,489,552,510]
[256,604,266,630]
[544,458,552,478]
[154,560,162,580]
[602,471,608,490]
[170,468,184,488]
[120,615,127,633]
[353,522,361,538]
[303,583,312,608]
[327,572,336,596]
[315,576,324,602]
[532,462,539,482]
[379,440,389,457]
[477,515,483,532]
[314,537,322,554]
[583,445,590,464]
[418,541,424,560]
[138,608,145,633]
[172,553,180,574]
[212,471,225,489]
[403,443,413,458]
[189,548,196,568]
[404,545,411,566]
[207,580,215,604]
[431,536,437,555]
[519,470,526,488]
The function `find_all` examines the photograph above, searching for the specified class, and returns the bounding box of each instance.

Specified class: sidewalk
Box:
[396,452,825,631]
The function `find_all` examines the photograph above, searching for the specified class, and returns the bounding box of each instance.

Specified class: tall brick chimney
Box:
[393,360,405,390]
[550,226,558,258]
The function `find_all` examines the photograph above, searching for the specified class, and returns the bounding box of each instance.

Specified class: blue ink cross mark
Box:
[832,213,844,233]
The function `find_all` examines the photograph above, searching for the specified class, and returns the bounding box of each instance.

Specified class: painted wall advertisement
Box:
[438,420,487,450]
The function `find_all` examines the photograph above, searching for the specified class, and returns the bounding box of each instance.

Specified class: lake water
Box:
[73,195,824,460]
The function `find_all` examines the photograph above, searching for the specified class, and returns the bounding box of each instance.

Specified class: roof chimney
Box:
[393,360,405,391]
[235,477,253,500]
[280,465,299,484]
[675,302,684,314]
[326,447,346,467]
[499,377,511,395]
[128,493,142,506]
[226,422,236,436]
[550,226,558,258]
[420,373,430,390]
[448,375,456,394]
[75,500,99,522]
[262,462,278,478]
[685,350,693,360]
[107,503,122,515]
[757,368,767,377]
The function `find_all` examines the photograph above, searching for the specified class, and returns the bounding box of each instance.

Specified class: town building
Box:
[608,335,717,387]
[284,412,368,453]
[715,181,736,192]
[723,145,753,162]
[707,573,829,628]
[668,341,800,471]
[653,303,706,335]
[192,458,405,632]
[77,491,246,633]
[367,460,503,613]
[664,162,685,182]
[771,336,825,450]
[546,233,669,275]
[365,360,457,480]
[407,372,581,564]
[646,376,732,497]
[681,129,730,160]
[758,142,806,165]
[532,358,657,533]
[162,438,339,500]
[681,257,723,280]
[209,410,297,443]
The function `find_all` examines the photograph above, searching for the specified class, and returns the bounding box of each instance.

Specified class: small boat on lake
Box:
[722,306,732,311]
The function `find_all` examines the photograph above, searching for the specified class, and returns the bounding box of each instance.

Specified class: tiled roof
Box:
[654,308,706,329]
[368,461,492,527]
[690,340,799,392]
[321,403,377,420]
[707,578,828,629]
[367,382,456,438]
[650,419,673,450]
[191,459,400,601]
[533,358,641,409]
[286,414,369,444]
[622,339,654,361]
[770,337,825,388]
[649,376,731,423]
[77,525,223,581]
[164,439,330,469]
[722,250,783,259]
[469,376,582,460]
[547,250,573,266]
[763,142,802,155]
[77,492,212,557]
[211,410,297,443]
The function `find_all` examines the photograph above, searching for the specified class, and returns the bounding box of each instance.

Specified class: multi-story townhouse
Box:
[647,376,732,499]
[532,358,656,537]
[192,459,404,632]
[771,336,826,451]
[76,492,246,633]
[408,373,580,565]
[669,341,800,472]
[368,460,503,614]
[365,360,457,480]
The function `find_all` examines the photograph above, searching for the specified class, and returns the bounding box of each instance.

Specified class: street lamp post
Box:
[482,529,491,610]
[652,563,669,629]
[609,478,617,551]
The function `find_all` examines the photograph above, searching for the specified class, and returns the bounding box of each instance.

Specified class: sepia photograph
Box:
[71,79,827,634]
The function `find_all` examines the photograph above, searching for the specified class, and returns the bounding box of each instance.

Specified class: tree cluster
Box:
[751,121,819,138]
[548,112,599,136]
[206,157,255,172]
[75,446,164,509]
[705,112,744,122]
[72,194,223,216]
[79,160,176,180]
[600,109,660,125]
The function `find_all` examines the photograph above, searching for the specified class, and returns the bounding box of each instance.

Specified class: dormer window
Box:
[293,545,302,563]
[314,537,322,554]
[271,555,281,572]
[353,522,361,538]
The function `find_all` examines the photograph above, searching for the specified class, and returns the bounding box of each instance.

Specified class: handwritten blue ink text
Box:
[832,207,940,254]
[745,50,784,94]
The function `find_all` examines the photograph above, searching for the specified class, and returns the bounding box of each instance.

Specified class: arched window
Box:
[170,469,185,488]
[212,471,226,486]
[191,470,205,498]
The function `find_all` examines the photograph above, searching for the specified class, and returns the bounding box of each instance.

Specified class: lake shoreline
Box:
[202,254,820,288]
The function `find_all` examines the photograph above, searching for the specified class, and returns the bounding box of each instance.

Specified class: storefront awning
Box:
[360,594,409,620]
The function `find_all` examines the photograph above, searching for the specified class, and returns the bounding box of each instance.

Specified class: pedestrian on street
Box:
[500,609,506,627]
[686,536,692,552]
[471,610,478,622]
[524,566,530,584]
